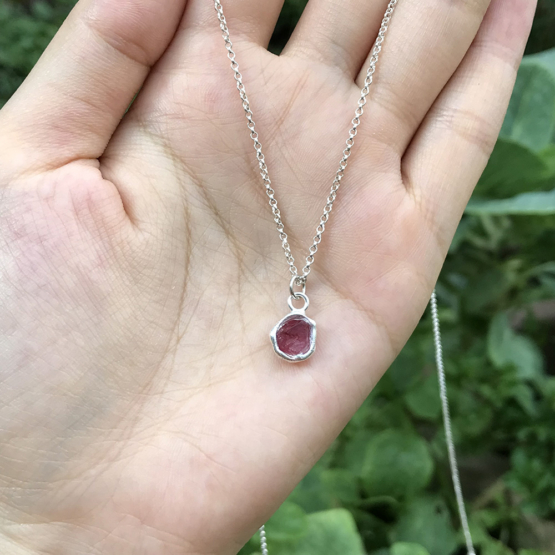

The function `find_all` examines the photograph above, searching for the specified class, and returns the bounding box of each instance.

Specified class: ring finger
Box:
[356,0,492,156]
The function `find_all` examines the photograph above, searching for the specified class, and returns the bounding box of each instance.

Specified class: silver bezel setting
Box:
[270,310,317,363]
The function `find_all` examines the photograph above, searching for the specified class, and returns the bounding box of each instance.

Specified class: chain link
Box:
[259,525,269,555]
[214,0,398,286]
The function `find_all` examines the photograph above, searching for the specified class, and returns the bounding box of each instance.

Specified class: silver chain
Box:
[213,2,474,554]
[430,291,475,555]
[259,524,269,555]
[214,0,398,287]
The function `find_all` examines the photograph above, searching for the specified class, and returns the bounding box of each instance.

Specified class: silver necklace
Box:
[215,0,397,362]
[213,2,476,554]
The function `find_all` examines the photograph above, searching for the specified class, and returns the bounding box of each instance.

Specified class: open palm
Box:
[0,0,535,553]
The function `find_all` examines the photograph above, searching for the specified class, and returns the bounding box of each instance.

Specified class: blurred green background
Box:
[1,1,555,554]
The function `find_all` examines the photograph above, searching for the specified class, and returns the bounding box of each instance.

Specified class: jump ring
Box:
[288,292,309,312]
[289,275,306,299]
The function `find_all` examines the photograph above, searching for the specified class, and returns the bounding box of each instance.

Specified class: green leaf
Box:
[450,388,494,439]
[237,544,258,555]
[356,509,392,550]
[539,145,555,174]
[500,61,555,151]
[487,313,544,379]
[525,47,555,81]
[391,543,431,555]
[289,464,336,513]
[361,495,401,522]
[510,334,544,380]
[320,469,360,506]
[511,383,537,416]
[466,189,555,215]
[362,430,434,498]
[391,497,458,555]
[482,538,515,555]
[340,430,374,477]
[386,345,424,393]
[467,513,493,546]
[405,375,441,421]
[31,1,55,19]
[461,266,511,313]
[271,509,365,555]
[474,139,551,199]
[265,502,309,543]
[487,313,513,368]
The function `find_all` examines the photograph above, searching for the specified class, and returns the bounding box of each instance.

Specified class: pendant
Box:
[270,279,316,363]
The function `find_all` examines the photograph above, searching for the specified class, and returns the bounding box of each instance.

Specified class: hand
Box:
[0,0,536,553]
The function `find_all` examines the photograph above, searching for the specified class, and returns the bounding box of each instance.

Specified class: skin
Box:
[0,0,537,553]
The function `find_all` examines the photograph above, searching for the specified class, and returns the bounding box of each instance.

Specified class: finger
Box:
[356,0,492,156]
[0,0,188,175]
[402,0,537,244]
[180,0,285,48]
[282,0,390,78]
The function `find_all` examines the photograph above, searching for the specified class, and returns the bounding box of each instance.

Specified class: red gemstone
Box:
[275,315,313,357]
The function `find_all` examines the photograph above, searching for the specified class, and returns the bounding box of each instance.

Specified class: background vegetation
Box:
[1,0,555,554]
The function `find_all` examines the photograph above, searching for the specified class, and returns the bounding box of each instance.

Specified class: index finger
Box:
[0,0,187,177]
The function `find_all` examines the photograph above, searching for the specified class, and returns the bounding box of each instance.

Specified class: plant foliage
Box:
[1,1,555,553]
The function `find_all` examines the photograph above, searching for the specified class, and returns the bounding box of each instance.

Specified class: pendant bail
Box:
[289,275,309,313]
[290,275,307,298]
[287,292,310,313]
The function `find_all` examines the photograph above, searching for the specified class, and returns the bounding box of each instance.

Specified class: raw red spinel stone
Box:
[275,315,313,357]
